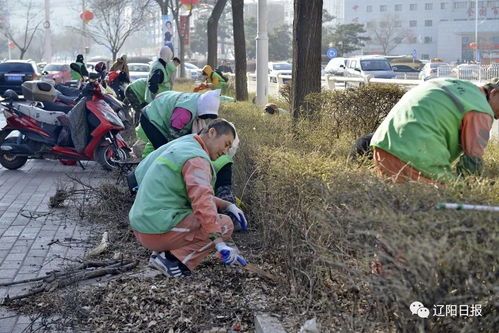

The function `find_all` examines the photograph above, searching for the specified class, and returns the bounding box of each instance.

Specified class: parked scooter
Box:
[0,80,130,170]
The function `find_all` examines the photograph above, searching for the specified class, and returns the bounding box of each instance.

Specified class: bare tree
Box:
[291,0,322,119]
[369,14,408,55]
[79,0,155,61]
[231,0,247,101]
[207,0,228,68]
[0,0,43,59]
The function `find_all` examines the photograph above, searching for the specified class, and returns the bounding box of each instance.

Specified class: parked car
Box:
[345,56,396,79]
[128,63,150,81]
[0,60,40,95]
[42,63,71,84]
[391,64,420,73]
[268,62,292,84]
[184,62,202,80]
[418,62,452,81]
[324,57,347,76]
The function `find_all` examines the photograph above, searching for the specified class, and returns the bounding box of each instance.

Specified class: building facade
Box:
[332,0,499,63]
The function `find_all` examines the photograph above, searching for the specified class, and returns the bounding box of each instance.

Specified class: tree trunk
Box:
[207,0,227,68]
[231,0,248,101]
[291,0,323,120]
[179,36,185,78]
[19,49,26,59]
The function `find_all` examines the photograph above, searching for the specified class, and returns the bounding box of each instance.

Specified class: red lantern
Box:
[80,9,94,24]
[469,42,477,50]
[8,41,15,48]
[180,0,199,5]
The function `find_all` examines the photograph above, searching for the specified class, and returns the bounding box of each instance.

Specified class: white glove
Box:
[215,242,247,266]
[225,203,248,231]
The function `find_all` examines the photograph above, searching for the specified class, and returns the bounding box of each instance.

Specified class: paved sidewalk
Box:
[0,159,108,332]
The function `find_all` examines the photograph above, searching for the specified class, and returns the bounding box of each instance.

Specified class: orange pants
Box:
[373,148,441,186]
[133,214,234,271]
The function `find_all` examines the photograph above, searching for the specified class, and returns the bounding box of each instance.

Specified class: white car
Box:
[418,62,452,81]
[128,63,150,81]
[268,62,292,83]
[184,62,202,80]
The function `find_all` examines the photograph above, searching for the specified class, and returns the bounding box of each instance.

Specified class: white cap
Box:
[197,89,221,117]
[159,46,173,62]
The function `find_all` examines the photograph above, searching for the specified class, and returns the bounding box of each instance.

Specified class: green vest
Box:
[143,91,199,142]
[128,78,147,104]
[71,62,85,80]
[129,135,216,234]
[209,71,227,89]
[213,154,233,173]
[371,79,494,180]
[145,60,170,103]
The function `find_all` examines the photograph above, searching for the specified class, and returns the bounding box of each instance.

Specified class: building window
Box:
[410,3,417,10]
[395,21,402,27]
[395,4,402,11]
[440,2,446,9]
[421,54,430,60]
[409,20,417,27]
[425,3,433,10]
[367,5,372,12]
[380,5,387,12]
[424,36,432,43]
[425,19,433,26]
[454,1,467,9]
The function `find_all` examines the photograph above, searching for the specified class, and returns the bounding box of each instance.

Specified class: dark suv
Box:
[0,60,40,95]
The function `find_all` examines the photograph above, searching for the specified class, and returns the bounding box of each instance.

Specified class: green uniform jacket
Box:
[209,71,227,90]
[145,60,177,103]
[127,78,147,105]
[371,78,494,180]
[129,134,216,234]
[143,91,198,142]
[71,62,85,80]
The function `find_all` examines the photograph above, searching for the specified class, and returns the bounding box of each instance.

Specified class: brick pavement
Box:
[0,158,108,332]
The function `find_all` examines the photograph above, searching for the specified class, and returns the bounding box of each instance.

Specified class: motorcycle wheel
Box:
[0,137,28,170]
[95,143,129,171]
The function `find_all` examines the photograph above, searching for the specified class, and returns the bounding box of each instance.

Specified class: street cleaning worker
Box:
[263,103,289,116]
[70,54,89,81]
[370,77,499,184]
[145,46,180,103]
[129,119,248,277]
[135,117,247,232]
[139,89,222,151]
[125,78,148,124]
[195,65,228,92]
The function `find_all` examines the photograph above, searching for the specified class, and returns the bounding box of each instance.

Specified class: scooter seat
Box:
[40,101,73,113]
[17,104,69,126]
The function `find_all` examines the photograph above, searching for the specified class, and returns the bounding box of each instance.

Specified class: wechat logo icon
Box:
[410,301,430,318]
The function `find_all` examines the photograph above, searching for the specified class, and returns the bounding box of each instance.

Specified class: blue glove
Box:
[225,203,248,231]
[215,242,247,266]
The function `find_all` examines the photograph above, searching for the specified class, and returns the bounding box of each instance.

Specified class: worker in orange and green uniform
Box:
[195,65,228,93]
[371,77,499,184]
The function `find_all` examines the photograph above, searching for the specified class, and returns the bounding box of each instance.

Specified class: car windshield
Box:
[360,60,392,71]
[184,63,199,70]
[0,63,34,72]
[44,64,66,71]
[273,63,292,70]
[430,63,449,68]
[129,64,149,72]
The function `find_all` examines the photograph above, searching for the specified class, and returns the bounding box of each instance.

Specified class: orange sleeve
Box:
[460,111,493,157]
[182,157,221,235]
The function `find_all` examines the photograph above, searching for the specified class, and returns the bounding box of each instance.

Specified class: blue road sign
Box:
[327,48,338,59]
[412,49,417,58]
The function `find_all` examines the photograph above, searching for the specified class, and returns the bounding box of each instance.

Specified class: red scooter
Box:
[0,80,130,170]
